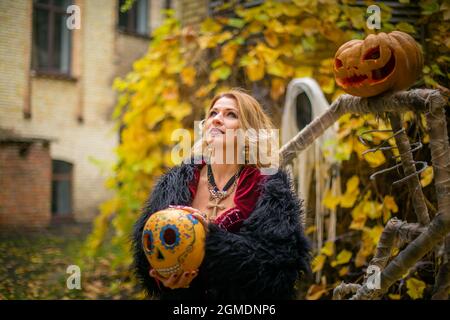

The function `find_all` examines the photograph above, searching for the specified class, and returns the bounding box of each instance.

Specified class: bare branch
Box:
[389,113,430,225]
[432,235,450,299]
[370,218,425,270]
[280,89,446,167]
[333,282,361,300]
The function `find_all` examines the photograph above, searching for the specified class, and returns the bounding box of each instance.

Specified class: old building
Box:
[0,0,208,228]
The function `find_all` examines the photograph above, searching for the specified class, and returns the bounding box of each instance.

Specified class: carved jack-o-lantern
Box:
[334,31,423,97]
[142,208,206,279]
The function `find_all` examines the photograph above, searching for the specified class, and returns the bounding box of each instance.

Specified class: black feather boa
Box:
[131,162,311,300]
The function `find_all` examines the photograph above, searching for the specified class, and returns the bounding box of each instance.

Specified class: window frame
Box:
[117,0,150,38]
[32,0,73,77]
[51,160,74,221]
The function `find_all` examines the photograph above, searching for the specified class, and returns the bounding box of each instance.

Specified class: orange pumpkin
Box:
[333,31,423,97]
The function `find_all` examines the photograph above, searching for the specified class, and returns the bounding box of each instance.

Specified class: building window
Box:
[52,160,73,217]
[32,0,72,75]
[164,0,172,10]
[118,0,149,36]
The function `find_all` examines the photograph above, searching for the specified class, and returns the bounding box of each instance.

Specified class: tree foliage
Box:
[85,0,450,299]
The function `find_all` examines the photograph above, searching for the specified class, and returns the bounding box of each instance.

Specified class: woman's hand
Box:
[149,269,198,289]
[169,205,209,232]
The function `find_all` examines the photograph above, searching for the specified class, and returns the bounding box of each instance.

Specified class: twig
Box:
[280,89,446,166]
[389,113,430,225]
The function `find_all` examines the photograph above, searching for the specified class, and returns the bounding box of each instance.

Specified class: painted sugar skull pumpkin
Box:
[142,207,206,279]
[334,31,423,97]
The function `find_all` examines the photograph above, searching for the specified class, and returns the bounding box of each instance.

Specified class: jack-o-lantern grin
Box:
[333,31,423,97]
[337,47,396,87]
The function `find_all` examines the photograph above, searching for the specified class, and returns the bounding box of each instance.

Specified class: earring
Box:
[199,119,206,131]
[205,144,213,164]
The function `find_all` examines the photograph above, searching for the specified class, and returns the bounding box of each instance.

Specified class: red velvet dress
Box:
[188,162,265,233]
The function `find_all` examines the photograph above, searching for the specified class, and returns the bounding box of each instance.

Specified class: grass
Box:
[0,223,90,299]
[0,223,142,300]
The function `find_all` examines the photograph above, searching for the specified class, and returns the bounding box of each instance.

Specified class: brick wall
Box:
[0,141,51,228]
[0,0,117,223]
[0,0,209,227]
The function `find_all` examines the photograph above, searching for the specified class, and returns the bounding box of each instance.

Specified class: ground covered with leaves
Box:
[0,223,142,300]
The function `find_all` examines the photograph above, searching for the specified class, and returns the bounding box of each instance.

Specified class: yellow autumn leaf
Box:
[162,84,179,100]
[406,278,426,300]
[323,189,340,210]
[180,67,196,87]
[317,75,335,94]
[388,293,401,300]
[267,60,293,78]
[383,195,399,213]
[221,42,239,65]
[294,66,313,78]
[264,29,279,47]
[306,284,327,300]
[367,225,384,245]
[247,20,264,34]
[305,225,316,235]
[340,175,360,208]
[160,120,181,145]
[332,89,345,102]
[420,113,427,128]
[170,102,192,121]
[145,107,166,129]
[283,3,303,17]
[339,266,349,277]
[331,250,352,267]
[312,254,326,273]
[195,83,216,98]
[420,166,433,187]
[350,216,366,230]
[346,176,360,192]
[340,192,358,208]
[363,150,386,168]
[320,241,335,257]
[245,63,265,81]
[336,138,353,161]
[270,78,286,100]
[355,229,375,267]
[200,18,223,34]
[163,151,175,167]
[350,202,366,230]
[209,65,231,82]
[319,58,335,72]
[383,207,391,224]
[391,247,399,257]
[365,201,383,220]
[254,43,280,64]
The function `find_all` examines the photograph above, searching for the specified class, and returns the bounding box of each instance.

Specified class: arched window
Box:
[51,160,73,217]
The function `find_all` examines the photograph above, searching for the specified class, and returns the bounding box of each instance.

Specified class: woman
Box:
[132,89,311,300]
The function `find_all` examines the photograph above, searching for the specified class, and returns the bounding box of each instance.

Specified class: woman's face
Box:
[204,97,241,149]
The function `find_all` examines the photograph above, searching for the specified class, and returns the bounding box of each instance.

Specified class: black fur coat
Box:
[131,162,311,300]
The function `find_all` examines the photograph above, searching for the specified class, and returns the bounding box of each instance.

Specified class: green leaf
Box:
[227,18,246,29]
[420,1,440,15]
[431,64,445,77]
[396,22,416,34]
